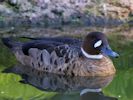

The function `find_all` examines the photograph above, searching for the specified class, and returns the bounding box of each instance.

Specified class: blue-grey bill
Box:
[101,46,119,58]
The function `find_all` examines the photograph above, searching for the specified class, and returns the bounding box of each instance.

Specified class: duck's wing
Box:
[23,40,82,64]
[47,44,82,58]
[24,41,82,56]
[22,37,82,55]
[22,40,63,55]
[21,36,82,45]
[2,37,82,62]
[28,44,82,65]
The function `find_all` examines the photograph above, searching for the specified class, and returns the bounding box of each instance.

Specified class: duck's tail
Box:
[2,37,22,49]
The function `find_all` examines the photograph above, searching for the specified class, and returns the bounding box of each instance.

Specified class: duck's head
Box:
[81,32,119,59]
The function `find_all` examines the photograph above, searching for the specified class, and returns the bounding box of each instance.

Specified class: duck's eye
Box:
[94,40,102,48]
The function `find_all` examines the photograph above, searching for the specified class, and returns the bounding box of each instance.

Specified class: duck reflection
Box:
[80,89,118,100]
[3,64,117,100]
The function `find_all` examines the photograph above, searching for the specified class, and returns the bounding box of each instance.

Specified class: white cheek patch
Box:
[94,40,102,48]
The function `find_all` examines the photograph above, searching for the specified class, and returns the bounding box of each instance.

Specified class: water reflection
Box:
[3,64,117,100]
[80,90,117,100]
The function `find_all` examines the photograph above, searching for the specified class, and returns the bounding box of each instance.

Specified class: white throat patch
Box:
[81,48,103,59]
[94,40,102,48]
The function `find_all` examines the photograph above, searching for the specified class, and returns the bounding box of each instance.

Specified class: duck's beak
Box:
[101,45,119,58]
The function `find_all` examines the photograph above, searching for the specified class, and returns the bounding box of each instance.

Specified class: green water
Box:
[0,26,133,100]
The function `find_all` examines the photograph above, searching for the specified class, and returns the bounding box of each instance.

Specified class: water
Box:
[0,26,133,100]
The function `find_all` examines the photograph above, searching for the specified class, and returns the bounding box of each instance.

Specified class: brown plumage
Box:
[2,32,119,76]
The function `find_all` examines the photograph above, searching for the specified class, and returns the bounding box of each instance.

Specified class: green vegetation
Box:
[4,2,19,12]
[0,16,5,21]
[103,69,133,100]
[128,16,133,21]
[0,73,56,100]
[108,34,133,69]
[0,40,16,68]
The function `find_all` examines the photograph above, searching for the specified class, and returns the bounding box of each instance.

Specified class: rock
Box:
[17,0,33,12]
[0,0,133,28]
[8,0,17,5]
[108,0,133,15]
[99,3,130,20]
[8,0,33,12]
[0,0,4,2]
[0,4,14,15]
[120,0,133,14]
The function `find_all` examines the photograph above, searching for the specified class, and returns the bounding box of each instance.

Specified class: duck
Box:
[2,32,119,76]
